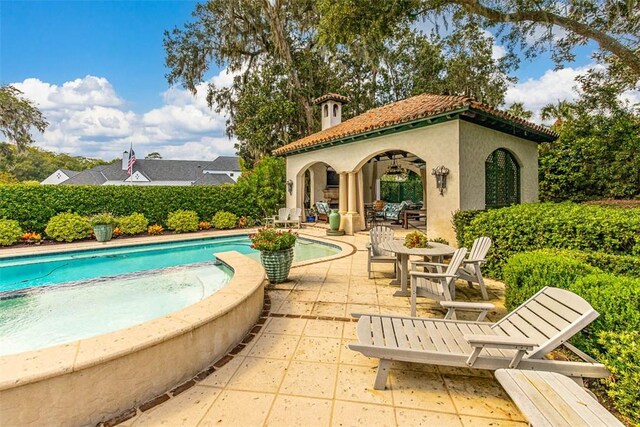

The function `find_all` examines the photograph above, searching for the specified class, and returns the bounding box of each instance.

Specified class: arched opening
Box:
[355,150,427,230]
[332,104,339,117]
[296,161,340,223]
[485,148,520,208]
[323,104,329,117]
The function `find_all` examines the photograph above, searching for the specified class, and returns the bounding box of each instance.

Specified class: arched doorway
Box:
[295,161,340,222]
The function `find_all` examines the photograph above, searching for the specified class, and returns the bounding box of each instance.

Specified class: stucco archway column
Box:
[341,171,364,234]
[338,173,348,214]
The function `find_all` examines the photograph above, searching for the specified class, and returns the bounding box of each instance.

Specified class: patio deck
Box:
[117,227,524,426]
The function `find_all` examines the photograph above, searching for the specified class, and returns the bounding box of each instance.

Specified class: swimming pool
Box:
[0,235,340,355]
[0,235,339,293]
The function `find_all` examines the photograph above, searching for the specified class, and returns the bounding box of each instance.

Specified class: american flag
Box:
[127,147,137,176]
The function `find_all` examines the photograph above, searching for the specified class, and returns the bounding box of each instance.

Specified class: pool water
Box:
[0,235,339,293]
[0,235,339,355]
[0,264,230,355]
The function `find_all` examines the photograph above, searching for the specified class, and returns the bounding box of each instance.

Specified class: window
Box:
[324,104,329,117]
[230,173,234,177]
[333,104,338,117]
[485,148,520,208]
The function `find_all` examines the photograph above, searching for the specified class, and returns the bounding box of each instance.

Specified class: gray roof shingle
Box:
[60,156,240,185]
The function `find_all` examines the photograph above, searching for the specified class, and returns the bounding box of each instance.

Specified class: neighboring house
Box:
[41,169,80,185]
[42,156,241,186]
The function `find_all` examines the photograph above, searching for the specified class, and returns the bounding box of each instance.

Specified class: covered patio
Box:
[274,93,556,243]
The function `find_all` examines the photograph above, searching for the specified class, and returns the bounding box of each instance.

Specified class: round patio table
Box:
[378,240,455,297]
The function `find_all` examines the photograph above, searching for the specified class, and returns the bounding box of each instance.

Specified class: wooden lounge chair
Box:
[495,369,623,427]
[349,286,609,390]
[409,248,467,316]
[272,208,291,228]
[457,236,492,300]
[367,226,396,279]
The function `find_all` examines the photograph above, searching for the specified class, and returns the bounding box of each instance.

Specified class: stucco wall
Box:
[458,120,539,210]
[286,121,461,242]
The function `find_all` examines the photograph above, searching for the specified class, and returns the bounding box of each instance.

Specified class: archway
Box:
[485,148,521,208]
[295,160,341,222]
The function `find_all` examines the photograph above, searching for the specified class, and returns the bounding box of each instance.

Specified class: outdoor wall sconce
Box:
[432,165,450,195]
[286,179,294,195]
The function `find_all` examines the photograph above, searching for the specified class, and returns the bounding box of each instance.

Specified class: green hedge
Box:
[502,250,601,311]
[462,202,640,278]
[0,184,260,233]
[452,209,483,247]
[503,251,640,422]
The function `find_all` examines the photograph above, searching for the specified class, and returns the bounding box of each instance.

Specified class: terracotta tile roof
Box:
[274,93,557,156]
[312,93,350,105]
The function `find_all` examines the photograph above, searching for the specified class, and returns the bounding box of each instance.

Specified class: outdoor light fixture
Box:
[385,158,406,176]
[432,165,449,195]
[286,179,294,195]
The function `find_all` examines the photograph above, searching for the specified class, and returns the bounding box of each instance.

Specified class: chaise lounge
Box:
[349,286,609,389]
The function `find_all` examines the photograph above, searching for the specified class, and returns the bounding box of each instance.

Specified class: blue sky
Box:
[2,0,599,160]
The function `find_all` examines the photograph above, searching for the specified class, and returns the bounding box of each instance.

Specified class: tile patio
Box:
[119,227,525,426]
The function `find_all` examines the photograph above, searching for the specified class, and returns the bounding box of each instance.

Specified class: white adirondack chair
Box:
[282,207,302,228]
[272,208,291,228]
[409,248,467,316]
[348,286,610,390]
[458,237,492,300]
[367,226,396,278]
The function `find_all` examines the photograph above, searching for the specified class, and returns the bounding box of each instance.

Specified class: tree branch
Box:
[441,0,640,76]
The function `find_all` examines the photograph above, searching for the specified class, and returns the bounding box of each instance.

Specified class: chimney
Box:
[313,93,350,131]
[122,151,128,170]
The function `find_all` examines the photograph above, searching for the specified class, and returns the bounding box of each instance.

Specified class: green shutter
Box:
[485,149,520,208]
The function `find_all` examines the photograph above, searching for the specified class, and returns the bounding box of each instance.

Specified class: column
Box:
[338,172,348,214]
[347,172,357,213]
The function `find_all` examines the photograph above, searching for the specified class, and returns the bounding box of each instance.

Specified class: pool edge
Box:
[0,251,265,426]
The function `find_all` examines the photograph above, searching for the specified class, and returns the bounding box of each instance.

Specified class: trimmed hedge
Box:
[502,250,601,311]
[0,184,260,233]
[503,251,640,422]
[452,209,483,247]
[462,202,640,278]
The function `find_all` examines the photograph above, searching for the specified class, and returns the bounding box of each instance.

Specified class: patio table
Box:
[378,240,455,297]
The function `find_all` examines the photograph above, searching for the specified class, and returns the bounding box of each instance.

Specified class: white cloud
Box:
[10,73,237,160]
[505,66,587,122]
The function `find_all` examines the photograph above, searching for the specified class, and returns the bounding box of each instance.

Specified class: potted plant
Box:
[306,207,317,223]
[89,213,118,242]
[250,226,297,283]
[404,231,430,249]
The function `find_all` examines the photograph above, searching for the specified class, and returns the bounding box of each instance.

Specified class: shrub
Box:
[237,215,255,228]
[0,219,22,246]
[569,274,640,352]
[250,227,296,251]
[198,221,211,230]
[44,212,91,242]
[213,211,238,229]
[235,156,285,217]
[452,209,483,247]
[502,250,600,311]
[21,231,42,243]
[147,224,164,235]
[112,227,123,237]
[117,213,148,235]
[463,202,640,278]
[595,331,640,422]
[525,248,640,278]
[166,210,199,233]
[0,184,261,233]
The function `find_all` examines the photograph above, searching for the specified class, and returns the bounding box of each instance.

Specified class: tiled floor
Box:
[120,228,525,426]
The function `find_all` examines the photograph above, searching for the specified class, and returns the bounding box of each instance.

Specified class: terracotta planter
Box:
[260,247,294,283]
